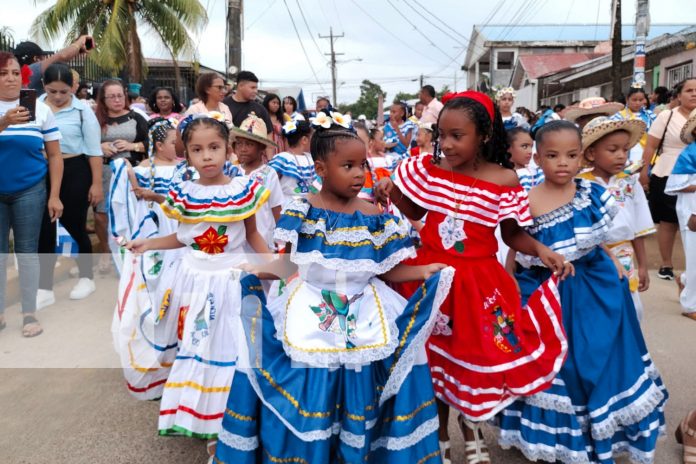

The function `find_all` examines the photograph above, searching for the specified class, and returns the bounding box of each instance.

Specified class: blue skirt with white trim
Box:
[496,248,667,464]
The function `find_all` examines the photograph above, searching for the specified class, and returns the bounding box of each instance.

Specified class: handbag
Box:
[650,109,674,169]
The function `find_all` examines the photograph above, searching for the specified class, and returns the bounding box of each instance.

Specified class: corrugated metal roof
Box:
[477,24,690,42]
[518,53,606,79]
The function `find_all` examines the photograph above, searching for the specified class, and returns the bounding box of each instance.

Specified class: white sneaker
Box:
[70,278,96,300]
[36,289,56,311]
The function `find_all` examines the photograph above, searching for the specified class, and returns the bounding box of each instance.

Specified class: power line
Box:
[385,0,456,62]
[281,0,328,93]
[331,0,345,33]
[245,0,277,31]
[408,0,471,43]
[557,0,576,39]
[348,0,445,66]
[594,0,602,40]
[295,0,326,59]
[401,0,467,47]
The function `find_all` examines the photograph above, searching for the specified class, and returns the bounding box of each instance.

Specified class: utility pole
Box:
[633,0,650,87]
[419,74,424,89]
[610,0,622,101]
[319,27,344,105]
[226,0,243,79]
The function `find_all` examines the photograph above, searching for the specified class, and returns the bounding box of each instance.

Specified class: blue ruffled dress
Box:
[496,179,668,464]
[214,197,454,463]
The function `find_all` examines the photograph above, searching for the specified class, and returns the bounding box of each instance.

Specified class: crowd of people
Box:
[1,34,696,464]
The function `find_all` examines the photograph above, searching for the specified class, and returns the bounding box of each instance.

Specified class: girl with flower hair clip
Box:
[375,91,572,464]
[268,116,316,203]
[214,110,455,463]
[124,113,272,458]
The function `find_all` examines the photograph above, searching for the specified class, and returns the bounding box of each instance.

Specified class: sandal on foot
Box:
[676,409,696,463]
[439,440,452,464]
[458,414,491,464]
[682,312,696,322]
[22,315,43,338]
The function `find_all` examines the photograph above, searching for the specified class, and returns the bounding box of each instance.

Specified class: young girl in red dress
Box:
[376,91,573,464]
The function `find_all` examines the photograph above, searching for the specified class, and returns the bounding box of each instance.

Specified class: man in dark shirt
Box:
[222,70,273,134]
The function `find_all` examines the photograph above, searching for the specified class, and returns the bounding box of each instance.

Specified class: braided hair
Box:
[145,117,177,205]
[433,97,512,169]
[309,110,361,162]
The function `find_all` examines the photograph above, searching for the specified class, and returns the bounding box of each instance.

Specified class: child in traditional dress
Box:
[214,110,454,463]
[496,120,667,464]
[231,114,283,250]
[375,91,572,464]
[268,118,315,203]
[665,108,696,320]
[356,124,391,202]
[578,116,654,320]
[126,114,271,456]
[508,127,543,192]
[111,117,186,401]
[414,122,436,157]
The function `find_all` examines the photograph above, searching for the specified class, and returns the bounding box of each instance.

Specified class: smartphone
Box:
[85,37,94,50]
[19,89,37,122]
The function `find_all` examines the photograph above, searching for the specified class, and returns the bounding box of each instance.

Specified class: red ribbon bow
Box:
[441,91,495,123]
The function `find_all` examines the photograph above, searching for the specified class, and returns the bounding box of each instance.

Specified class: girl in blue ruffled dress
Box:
[214,111,455,463]
[496,120,667,464]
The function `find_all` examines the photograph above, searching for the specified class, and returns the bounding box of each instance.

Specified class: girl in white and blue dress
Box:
[268,119,316,203]
[496,121,667,464]
[111,117,185,400]
[214,112,454,463]
[125,114,271,444]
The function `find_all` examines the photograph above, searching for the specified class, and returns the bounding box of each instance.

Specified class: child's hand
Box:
[537,246,574,280]
[133,187,157,202]
[638,265,650,292]
[609,254,629,281]
[688,214,696,232]
[420,263,447,280]
[374,178,395,206]
[126,238,149,254]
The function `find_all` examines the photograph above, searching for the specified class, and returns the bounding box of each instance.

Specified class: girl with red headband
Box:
[376,91,573,464]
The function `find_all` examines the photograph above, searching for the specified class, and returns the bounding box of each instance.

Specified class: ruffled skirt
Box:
[495,248,667,464]
[214,268,454,463]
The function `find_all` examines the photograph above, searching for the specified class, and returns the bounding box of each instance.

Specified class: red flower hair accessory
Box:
[441,91,495,122]
[20,65,32,88]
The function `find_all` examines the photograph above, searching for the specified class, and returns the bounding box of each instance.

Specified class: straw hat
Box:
[581,116,646,152]
[680,108,696,144]
[565,97,624,123]
[230,114,277,148]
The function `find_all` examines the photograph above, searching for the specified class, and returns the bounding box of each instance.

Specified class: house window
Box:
[666,62,692,89]
[496,51,515,70]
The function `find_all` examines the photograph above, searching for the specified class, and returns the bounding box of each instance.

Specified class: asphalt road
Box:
[0,255,693,464]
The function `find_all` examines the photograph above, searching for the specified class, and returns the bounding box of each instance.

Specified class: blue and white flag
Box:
[56,221,79,258]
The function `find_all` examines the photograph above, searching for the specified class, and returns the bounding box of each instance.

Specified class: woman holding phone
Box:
[0,51,63,337]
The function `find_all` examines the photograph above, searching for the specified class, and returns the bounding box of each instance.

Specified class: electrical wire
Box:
[385,0,457,62]
[281,0,328,93]
[410,0,472,42]
[594,0,602,39]
[348,0,445,66]
[295,0,327,59]
[245,0,278,31]
[557,0,576,39]
[401,0,467,47]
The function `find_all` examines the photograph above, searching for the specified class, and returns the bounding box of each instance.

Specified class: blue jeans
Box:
[0,180,46,314]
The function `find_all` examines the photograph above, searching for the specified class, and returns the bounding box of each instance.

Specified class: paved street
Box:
[0,252,693,464]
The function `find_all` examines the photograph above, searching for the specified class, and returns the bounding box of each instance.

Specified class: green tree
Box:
[0,27,14,51]
[394,91,418,102]
[30,0,208,84]
[341,80,386,120]
[437,85,451,99]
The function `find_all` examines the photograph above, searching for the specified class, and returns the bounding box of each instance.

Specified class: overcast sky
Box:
[4,0,696,103]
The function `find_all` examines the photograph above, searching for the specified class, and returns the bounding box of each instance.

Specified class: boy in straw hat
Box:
[665,108,696,320]
[578,116,654,320]
[231,114,283,251]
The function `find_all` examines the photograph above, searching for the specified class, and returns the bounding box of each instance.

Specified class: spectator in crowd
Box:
[610,86,656,163]
[315,96,331,112]
[12,36,92,95]
[418,84,443,124]
[222,71,272,132]
[148,87,185,120]
[186,72,233,126]
[76,83,90,100]
[94,79,148,273]
[650,86,670,112]
[413,101,425,120]
[36,63,103,309]
[641,77,696,281]
[283,95,302,121]
[553,103,566,115]
[128,92,149,120]
[262,93,286,154]
[0,51,63,337]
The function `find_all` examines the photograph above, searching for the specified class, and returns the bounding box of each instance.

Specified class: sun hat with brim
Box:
[230,114,278,148]
[565,97,624,123]
[680,108,696,144]
[582,116,646,152]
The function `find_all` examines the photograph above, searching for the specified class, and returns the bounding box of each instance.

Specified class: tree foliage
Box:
[340,80,387,119]
[30,0,207,83]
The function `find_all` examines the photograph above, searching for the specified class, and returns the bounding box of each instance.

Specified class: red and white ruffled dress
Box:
[395,154,567,421]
